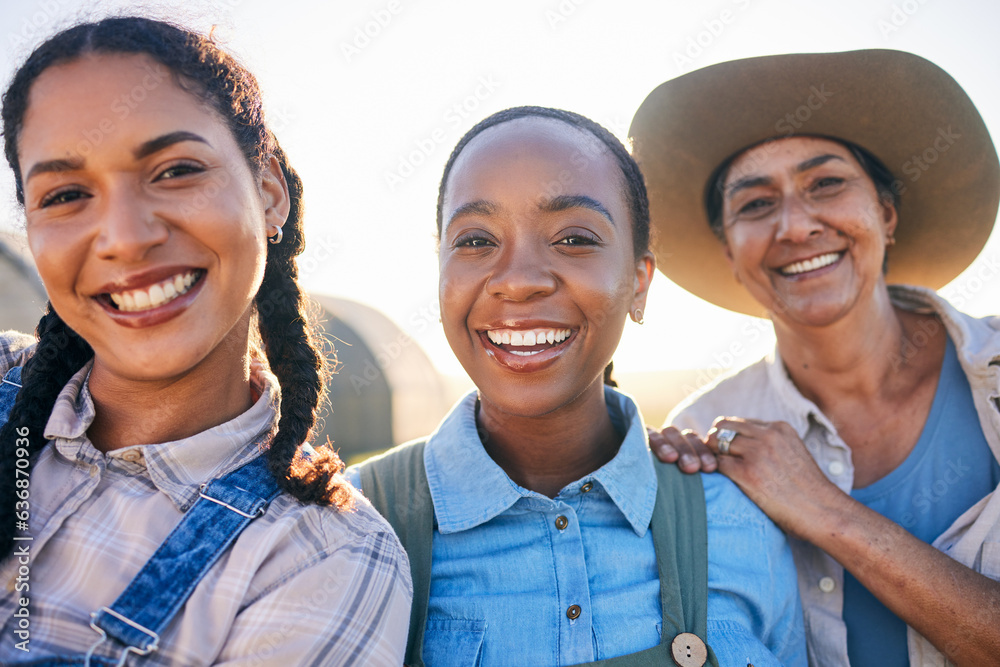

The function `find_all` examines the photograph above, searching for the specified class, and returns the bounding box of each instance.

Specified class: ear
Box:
[880,196,899,239]
[630,250,655,314]
[260,154,291,232]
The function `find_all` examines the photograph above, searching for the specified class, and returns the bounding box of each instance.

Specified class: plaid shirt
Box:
[0,331,411,666]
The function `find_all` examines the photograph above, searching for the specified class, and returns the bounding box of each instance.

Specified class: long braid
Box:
[257,145,353,510]
[0,307,92,559]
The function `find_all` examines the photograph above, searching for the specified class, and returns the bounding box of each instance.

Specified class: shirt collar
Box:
[44,361,280,512]
[424,385,657,537]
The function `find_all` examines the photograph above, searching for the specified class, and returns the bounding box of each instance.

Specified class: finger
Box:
[706,424,745,458]
[648,426,680,462]
[652,426,705,472]
[683,431,718,472]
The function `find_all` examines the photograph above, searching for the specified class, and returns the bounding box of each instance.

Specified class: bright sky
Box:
[1,0,998,378]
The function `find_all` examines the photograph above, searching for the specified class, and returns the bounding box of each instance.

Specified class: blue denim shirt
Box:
[352,387,806,666]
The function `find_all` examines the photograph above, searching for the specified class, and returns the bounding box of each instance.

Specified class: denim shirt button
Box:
[555,515,569,530]
[566,604,581,619]
[581,482,593,493]
[819,576,836,593]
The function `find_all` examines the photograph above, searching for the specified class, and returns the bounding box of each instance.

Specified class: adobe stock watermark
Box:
[68,61,169,161]
[545,0,587,30]
[673,0,754,73]
[7,0,68,52]
[384,75,502,191]
[940,254,1000,310]
[900,126,960,183]
[11,425,33,654]
[340,0,404,63]
[877,0,931,40]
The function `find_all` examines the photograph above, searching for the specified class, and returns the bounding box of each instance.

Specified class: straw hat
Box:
[629,49,1000,316]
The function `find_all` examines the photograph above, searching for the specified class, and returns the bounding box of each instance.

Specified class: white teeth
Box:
[107,271,200,313]
[486,328,572,347]
[148,284,166,307]
[780,252,841,276]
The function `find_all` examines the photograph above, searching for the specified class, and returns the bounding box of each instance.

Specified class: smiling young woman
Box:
[0,17,409,665]
[350,106,807,667]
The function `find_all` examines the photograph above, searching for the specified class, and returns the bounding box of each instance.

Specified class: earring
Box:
[886,234,896,247]
[268,225,283,245]
[631,308,644,325]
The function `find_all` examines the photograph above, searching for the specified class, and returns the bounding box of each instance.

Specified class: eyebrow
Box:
[540,195,614,224]
[24,131,211,184]
[725,154,847,198]
[447,200,498,227]
[134,131,210,159]
[25,157,84,183]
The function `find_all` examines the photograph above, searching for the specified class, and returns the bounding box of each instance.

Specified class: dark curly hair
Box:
[0,16,352,561]
[436,106,651,387]
[436,105,651,259]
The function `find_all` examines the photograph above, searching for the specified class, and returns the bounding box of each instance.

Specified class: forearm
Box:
[803,495,1000,666]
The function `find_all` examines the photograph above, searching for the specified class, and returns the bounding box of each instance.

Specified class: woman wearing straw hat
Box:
[631,50,1000,666]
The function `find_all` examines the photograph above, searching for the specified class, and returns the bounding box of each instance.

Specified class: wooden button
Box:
[555,515,569,530]
[581,482,593,493]
[566,604,581,619]
[671,632,707,667]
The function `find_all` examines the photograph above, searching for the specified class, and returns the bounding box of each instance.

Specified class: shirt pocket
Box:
[423,617,486,667]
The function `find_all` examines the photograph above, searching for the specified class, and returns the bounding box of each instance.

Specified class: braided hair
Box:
[0,17,351,561]
[436,106,651,387]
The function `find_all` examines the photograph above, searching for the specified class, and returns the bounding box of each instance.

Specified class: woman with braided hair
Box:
[0,16,410,665]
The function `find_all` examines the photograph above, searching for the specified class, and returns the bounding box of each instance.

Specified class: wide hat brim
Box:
[629,49,1000,316]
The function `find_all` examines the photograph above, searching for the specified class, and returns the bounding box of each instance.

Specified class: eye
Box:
[556,234,599,246]
[453,233,495,249]
[154,161,205,181]
[39,187,88,208]
[812,176,844,190]
[736,197,773,217]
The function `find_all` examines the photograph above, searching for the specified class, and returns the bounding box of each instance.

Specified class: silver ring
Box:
[716,428,737,455]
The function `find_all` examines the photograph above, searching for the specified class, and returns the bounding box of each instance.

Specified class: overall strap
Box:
[358,441,432,667]
[86,454,281,665]
[585,462,719,667]
[648,461,718,667]
[0,366,23,429]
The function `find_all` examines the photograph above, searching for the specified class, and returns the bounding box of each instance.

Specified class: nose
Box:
[774,193,823,243]
[486,240,557,301]
[93,185,168,262]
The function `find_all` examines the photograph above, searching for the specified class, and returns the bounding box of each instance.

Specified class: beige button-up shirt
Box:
[668,285,1000,666]
[0,332,412,665]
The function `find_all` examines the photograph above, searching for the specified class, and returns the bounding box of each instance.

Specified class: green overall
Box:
[360,442,720,667]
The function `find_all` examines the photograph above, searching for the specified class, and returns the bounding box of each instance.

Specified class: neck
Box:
[86,342,255,453]
[772,285,916,407]
[476,380,621,498]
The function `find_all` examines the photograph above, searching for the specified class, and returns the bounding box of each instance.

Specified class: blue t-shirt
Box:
[845,335,1000,666]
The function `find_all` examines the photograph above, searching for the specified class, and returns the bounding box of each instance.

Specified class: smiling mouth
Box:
[104,270,204,312]
[779,252,843,276]
[485,327,572,356]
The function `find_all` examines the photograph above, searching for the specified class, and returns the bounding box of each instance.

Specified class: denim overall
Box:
[360,441,721,667]
[2,366,282,666]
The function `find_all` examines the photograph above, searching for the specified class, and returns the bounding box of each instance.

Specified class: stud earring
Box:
[631,308,644,325]
[886,234,896,247]
[268,225,283,245]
